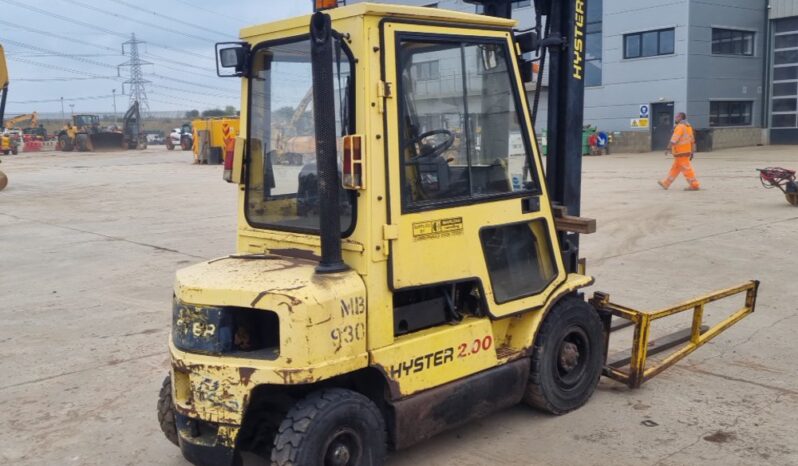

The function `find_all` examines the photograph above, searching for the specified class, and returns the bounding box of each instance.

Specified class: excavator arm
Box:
[4,112,39,130]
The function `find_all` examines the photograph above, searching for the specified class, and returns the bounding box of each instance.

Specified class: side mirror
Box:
[215,42,250,77]
[515,31,540,55]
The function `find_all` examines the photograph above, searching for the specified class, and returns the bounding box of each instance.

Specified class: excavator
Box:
[4,112,38,130]
[157,2,759,465]
[0,44,8,189]
[271,87,316,165]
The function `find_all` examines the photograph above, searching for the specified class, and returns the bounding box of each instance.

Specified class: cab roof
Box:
[240,2,516,39]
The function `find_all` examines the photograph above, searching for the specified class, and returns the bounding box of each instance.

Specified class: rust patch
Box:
[372,364,402,399]
[238,367,256,386]
[275,368,315,385]
[270,248,322,262]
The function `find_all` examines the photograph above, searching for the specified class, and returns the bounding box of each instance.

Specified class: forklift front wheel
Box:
[270,388,386,466]
[524,297,604,415]
[157,375,179,446]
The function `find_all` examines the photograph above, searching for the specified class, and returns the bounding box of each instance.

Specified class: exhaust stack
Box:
[310,12,348,274]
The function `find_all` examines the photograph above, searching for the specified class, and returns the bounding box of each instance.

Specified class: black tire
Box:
[77,134,90,152]
[11,146,18,155]
[2,150,8,155]
[270,389,386,466]
[157,375,179,446]
[59,135,73,152]
[524,297,605,415]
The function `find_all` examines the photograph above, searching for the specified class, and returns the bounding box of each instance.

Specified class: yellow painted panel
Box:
[0,44,7,88]
[370,317,497,397]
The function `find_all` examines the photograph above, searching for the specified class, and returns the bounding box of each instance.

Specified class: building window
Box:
[624,28,675,59]
[475,0,530,13]
[709,101,753,127]
[413,61,439,81]
[585,0,602,87]
[711,28,754,56]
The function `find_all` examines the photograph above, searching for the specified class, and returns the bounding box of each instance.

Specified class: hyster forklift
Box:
[158,1,760,465]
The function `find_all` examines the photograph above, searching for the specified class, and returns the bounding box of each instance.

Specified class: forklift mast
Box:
[467,0,588,273]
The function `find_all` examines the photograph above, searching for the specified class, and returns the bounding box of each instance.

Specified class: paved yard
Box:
[0,145,796,465]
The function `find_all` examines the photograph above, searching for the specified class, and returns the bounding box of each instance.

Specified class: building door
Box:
[651,102,674,151]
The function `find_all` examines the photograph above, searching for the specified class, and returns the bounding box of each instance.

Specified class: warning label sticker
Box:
[412,217,463,240]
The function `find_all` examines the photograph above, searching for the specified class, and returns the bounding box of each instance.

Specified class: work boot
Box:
[684,186,700,191]
[658,180,669,190]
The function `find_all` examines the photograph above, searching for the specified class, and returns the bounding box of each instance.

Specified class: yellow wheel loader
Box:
[157,2,759,465]
[58,114,123,152]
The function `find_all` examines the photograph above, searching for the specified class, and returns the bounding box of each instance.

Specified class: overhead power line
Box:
[15,76,119,82]
[9,94,115,104]
[108,0,234,40]
[67,0,226,44]
[0,0,213,60]
[8,56,121,80]
[173,0,248,26]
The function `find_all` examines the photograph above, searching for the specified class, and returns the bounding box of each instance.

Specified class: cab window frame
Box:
[243,34,358,237]
[394,32,543,214]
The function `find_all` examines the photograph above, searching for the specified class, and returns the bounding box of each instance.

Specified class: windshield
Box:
[75,115,98,127]
[246,37,354,234]
[397,36,538,210]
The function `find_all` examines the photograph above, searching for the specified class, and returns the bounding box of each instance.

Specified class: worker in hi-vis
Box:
[659,112,700,191]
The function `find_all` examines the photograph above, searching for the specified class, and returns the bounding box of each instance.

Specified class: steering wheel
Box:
[408,129,454,161]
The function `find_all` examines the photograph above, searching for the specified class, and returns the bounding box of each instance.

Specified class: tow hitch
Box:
[592,281,760,388]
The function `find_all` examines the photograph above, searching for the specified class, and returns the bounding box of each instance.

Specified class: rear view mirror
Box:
[215,42,250,77]
[515,31,540,54]
[480,45,500,71]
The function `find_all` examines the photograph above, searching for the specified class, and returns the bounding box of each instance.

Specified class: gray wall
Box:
[771,0,798,19]
[685,0,768,129]
[585,1,688,132]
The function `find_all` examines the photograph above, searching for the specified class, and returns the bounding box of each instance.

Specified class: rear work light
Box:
[313,0,339,11]
[343,134,364,190]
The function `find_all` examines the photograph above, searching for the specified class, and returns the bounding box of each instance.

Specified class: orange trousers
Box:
[661,155,700,189]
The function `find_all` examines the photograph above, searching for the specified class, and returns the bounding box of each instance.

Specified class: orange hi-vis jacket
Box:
[670,121,695,156]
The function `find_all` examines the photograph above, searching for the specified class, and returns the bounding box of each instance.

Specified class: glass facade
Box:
[771,19,798,130]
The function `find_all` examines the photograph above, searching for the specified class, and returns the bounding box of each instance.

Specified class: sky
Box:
[0,0,313,116]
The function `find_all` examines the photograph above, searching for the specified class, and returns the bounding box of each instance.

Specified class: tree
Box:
[185,109,199,118]
[201,108,226,117]
[224,105,237,116]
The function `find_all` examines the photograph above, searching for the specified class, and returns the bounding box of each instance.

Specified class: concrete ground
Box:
[0,145,796,466]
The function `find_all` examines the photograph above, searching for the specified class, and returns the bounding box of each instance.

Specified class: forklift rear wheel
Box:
[157,375,179,446]
[524,297,604,415]
[270,388,386,466]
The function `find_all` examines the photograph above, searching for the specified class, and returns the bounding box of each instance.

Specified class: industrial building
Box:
[352,0,798,151]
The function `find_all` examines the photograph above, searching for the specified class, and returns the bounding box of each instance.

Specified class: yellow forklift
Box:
[158,2,759,465]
